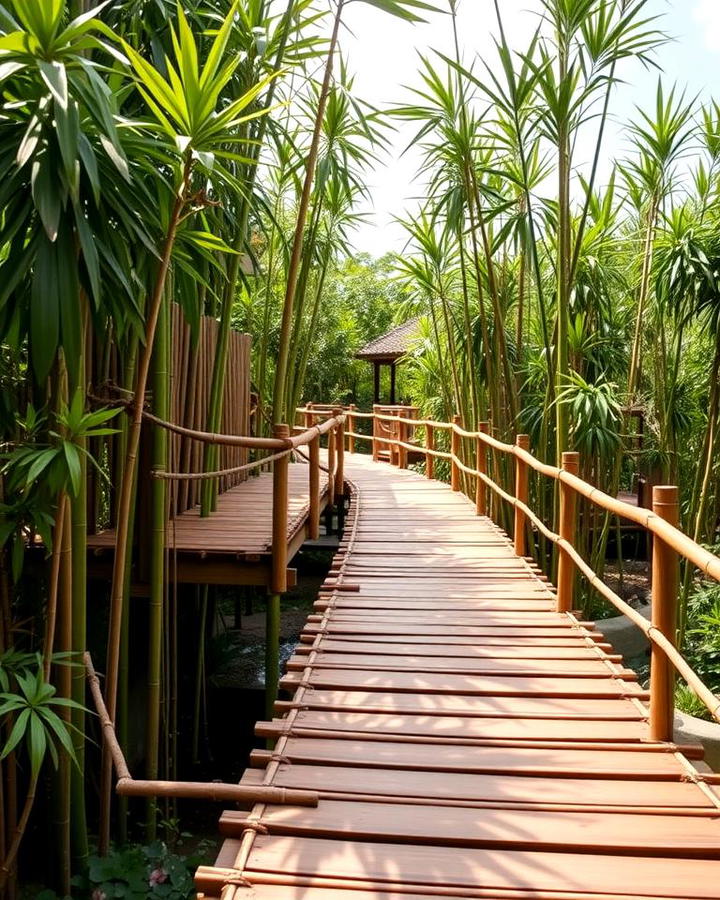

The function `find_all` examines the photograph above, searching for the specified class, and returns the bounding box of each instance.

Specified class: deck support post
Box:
[267,423,290,718]
[327,423,336,508]
[398,417,408,469]
[348,404,355,454]
[334,410,345,498]
[451,415,461,492]
[476,423,489,516]
[333,411,345,531]
[557,451,580,613]
[425,424,434,479]
[303,403,314,430]
[372,405,379,461]
[308,432,320,540]
[514,435,531,556]
[650,485,679,743]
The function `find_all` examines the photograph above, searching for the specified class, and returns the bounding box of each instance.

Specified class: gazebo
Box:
[355,318,419,404]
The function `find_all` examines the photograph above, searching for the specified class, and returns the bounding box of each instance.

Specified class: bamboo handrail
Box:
[303,403,720,728]
[140,404,345,452]
[353,409,720,583]
[84,653,318,806]
[153,447,291,481]
[109,396,346,603]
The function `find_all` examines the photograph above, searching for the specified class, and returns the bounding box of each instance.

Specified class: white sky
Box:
[335,0,720,256]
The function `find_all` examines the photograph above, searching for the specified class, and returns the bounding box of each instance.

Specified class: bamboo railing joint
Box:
[85,653,318,807]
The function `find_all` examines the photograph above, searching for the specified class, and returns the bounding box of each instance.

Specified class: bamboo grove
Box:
[391,1,720,624]
[2,0,720,894]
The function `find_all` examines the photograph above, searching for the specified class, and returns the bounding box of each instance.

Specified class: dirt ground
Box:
[603,559,651,610]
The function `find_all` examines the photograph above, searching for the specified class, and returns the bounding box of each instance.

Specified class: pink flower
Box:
[149,867,168,886]
[91,890,106,900]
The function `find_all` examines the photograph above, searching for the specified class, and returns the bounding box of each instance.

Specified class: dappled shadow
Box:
[201,453,720,899]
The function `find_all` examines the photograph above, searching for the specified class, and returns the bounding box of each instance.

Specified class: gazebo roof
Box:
[355,318,419,363]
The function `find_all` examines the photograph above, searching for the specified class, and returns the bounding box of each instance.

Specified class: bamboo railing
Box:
[296,403,720,739]
[85,653,318,807]
[146,407,345,591]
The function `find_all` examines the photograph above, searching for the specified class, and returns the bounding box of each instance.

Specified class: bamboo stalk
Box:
[649,486,679,742]
[272,0,345,423]
[100,156,192,855]
[145,289,170,840]
[451,415,461,491]
[513,435,530,556]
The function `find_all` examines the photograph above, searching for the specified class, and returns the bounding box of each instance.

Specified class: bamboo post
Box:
[557,451,580,613]
[476,422,489,516]
[372,404,379,461]
[308,432,320,540]
[304,402,314,430]
[451,415,461,491]
[398,417,408,469]
[333,410,344,500]
[425,424,434,479]
[514,435,530,556]
[327,423,336,507]
[348,403,355,454]
[267,424,289,717]
[270,425,290,594]
[649,485,679,743]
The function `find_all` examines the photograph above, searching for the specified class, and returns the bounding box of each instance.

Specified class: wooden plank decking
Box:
[88,463,329,587]
[196,454,720,900]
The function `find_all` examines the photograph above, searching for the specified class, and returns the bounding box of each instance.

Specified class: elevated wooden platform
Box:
[196,455,720,899]
[87,463,330,588]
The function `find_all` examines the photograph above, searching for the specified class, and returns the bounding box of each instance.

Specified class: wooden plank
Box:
[244,836,720,897]
[299,641,619,660]
[250,738,686,778]
[261,710,651,742]
[224,800,720,854]
[280,670,645,697]
[274,690,645,720]
[247,762,711,808]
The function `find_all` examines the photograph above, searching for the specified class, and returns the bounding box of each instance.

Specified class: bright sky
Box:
[338,0,720,256]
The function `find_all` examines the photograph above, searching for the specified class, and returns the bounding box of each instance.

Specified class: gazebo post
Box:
[373,361,381,404]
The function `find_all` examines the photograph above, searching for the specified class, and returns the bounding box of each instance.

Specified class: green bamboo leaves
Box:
[0,663,83,780]
[121,3,277,167]
[0,1,129,383]
[352,0,439,22]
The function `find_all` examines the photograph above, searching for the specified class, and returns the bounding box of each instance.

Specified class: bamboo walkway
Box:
[196,454,720,900]
[88,463,329,587]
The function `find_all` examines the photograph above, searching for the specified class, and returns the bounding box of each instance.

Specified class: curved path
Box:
[196,454,720,900]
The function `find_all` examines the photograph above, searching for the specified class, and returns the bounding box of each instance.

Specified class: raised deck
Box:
[195,454,720,899]
[87,463,330,588]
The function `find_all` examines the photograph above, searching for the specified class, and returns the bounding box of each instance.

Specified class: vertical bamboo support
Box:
[372,404,379,461]
[270,425,290,595]
[327,424,336,507]
[333,411,344,500]
[557,451,580,613]
[267,424,289,718]
[304,402,314,430]
[514,435,530,556]
[348,404,355,453]
[649,485,679,743]
[308,432,320,540]
[425,424,434,479]
[476,422,489,516]
[398,417,408,469]
[451,415,461,492]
